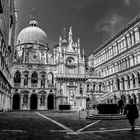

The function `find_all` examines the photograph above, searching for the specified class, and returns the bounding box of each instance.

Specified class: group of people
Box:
[118,98,139,131]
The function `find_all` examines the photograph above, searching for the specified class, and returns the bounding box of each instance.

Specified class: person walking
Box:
[118,99,124,114]
[124,98,139,131]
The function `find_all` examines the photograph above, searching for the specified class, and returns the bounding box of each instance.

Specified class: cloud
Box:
[96,13,127,40]
[124,0,130,5]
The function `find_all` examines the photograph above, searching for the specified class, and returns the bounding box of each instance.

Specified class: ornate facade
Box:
[88,15,140,106]
[0,0,16,111]
[11,17,87,110]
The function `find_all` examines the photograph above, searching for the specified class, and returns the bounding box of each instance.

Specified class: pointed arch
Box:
[116,78,120,90]
[121,76,125,90]
[131,73,135,88]
[127,75,130,89]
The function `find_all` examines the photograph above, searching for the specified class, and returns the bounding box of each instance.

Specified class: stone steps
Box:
[86,114,127,120]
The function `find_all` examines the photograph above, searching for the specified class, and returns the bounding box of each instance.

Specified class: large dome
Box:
[17,19,48,45]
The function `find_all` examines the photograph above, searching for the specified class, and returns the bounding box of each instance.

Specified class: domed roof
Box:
[17,19,48,46]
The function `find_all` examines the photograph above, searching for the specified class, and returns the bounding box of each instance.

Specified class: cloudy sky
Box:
[15,0,140,56]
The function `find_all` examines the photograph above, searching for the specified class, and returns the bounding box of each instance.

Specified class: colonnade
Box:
[94,26,140,67]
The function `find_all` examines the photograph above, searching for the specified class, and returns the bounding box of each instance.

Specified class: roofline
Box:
[92,13,140,55]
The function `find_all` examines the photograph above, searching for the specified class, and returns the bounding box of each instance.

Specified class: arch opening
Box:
[13,94,20,110]
[47,94,54,109]
[30,94,38,110]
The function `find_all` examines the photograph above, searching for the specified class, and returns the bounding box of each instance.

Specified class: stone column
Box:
[130,78,133,89]
[45,94,47,110]
[28,94,30,110]
[38,95,40,110]
[21,77,24,88]
[124,79,128,90]
[28,77,31,88]
[120,80,123,91]
[135,77,139,88]
[20,94,23,110]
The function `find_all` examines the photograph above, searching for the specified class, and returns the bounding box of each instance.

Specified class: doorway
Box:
[13,94,20,110]
[30,94,38,110]
[47,94,54,109]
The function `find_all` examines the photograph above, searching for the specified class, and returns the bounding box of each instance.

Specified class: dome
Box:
[17,19,48,46]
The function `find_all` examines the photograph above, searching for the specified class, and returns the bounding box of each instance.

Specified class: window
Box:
[31,72,38,84]
[14,71,21,83]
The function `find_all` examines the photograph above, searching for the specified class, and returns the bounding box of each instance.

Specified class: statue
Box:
[41,77,45,88]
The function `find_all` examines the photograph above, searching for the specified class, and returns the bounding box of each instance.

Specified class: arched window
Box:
[48,73,54,85]
[132,74,135,88]
[87,84,89,91]
[14,71,21,83]
[127,75,130,89]
[116,78,120,90]
[31,72,38,84]
[93,84,95,92]
[122,77,125,90]
[99,84,101,92]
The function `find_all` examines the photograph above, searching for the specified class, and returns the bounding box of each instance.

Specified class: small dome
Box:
[17,19,48,46]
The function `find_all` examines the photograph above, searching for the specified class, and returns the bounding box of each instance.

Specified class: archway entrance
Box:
[47,94,54,109]
[30,94,37,110]
[13,94,20,110]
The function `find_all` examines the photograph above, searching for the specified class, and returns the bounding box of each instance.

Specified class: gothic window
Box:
[31,72,38,84]
[14,71,21,83]
[132,74,135,88]
[116,78,120,90]
[122,77,125,90]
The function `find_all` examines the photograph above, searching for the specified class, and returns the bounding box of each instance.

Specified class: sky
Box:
[15,0,140,57]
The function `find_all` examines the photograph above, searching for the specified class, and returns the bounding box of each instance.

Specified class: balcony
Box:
[65,62,77,67]
[31,84,38,88]
[56,74,86,79]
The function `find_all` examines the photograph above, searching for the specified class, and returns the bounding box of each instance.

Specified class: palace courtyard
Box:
[0,110,140,140]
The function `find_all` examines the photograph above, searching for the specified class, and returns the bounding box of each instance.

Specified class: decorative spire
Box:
[78,38,80,48]
[59,36,62,46]
[62,27,67,39]
[69,27,73,43]
[77,38,81,59]
[67,27,75,52]
[82,49,85,61]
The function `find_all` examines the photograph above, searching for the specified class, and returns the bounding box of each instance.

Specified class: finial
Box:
[62,27,67,39]
[29,8,38,26]
[78,38,80,48]
[69,27,72,35]
[30,8,37,20]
